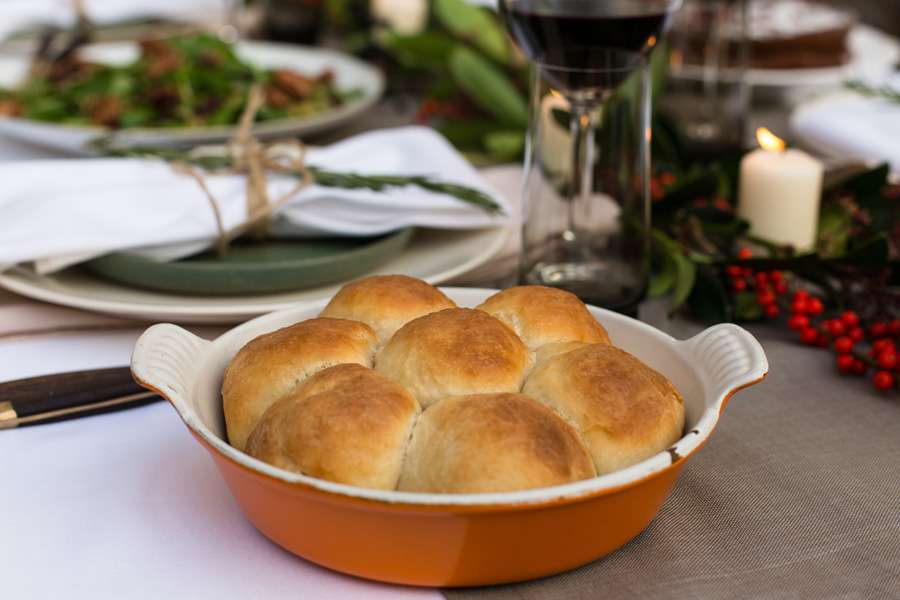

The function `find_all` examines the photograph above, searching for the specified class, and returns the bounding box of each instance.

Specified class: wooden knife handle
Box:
[0,367,161,427]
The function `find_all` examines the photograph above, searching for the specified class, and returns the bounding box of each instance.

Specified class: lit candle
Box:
[737,128,824,252]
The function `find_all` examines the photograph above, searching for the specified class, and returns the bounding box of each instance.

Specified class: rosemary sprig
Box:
[88,138,504,214]
[845,80,900,105]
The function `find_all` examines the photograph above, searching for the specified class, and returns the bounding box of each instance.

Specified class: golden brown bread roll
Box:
[223,318,376,451]
[375,308,530,408]
[523,344,685,475]
[221,276,689,493]
[246,364,419,490]
[534,341,590,366]
[399,393,595,493]
[320,274,456,344]
[477,286,611,354]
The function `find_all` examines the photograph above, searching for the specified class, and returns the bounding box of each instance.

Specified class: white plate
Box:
[0,41,385,155]
[0,226,508,323]
[673,24,900,88]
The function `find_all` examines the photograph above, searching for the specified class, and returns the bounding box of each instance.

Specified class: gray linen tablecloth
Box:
[445,309,900,600]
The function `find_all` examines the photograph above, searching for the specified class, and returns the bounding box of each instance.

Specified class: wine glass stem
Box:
[568,102,595,241]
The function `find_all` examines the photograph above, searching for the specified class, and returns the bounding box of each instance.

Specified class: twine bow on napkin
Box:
[171,85,316,256]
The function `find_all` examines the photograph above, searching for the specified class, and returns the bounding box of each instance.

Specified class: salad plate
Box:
[0,39,384,154]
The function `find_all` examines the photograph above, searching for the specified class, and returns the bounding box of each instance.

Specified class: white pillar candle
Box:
[737,128,824,252]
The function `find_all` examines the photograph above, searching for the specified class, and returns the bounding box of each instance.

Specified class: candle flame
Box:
[756,128,786,153]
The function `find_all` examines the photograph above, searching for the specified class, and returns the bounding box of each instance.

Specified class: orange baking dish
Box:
[132,287,767,587]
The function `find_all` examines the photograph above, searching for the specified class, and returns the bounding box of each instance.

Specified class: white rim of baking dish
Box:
[132,287,768,508]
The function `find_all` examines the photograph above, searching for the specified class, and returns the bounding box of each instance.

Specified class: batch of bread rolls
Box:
[222,275,685,494]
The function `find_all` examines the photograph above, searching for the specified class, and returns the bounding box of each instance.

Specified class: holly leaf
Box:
[669,253,697,314]
[889,261,900,286]
[652,168,720,218]
[825,163,889,197]
[649,252,677,297]
[837,234,890,266]
[652,112,687,171]
[816,203,852,257]
[734,291,763,321]
[687,265,732,324]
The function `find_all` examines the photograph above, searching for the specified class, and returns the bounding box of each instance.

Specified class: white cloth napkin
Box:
[790,77,900,172]
[0,0,231,40]
[0,323,440,600]
[0,126,507,272]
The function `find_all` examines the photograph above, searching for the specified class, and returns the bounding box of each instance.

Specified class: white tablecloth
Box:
[0,137,521,599]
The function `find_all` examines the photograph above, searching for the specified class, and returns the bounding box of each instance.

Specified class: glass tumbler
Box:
[520,54,652,315]
[661,0,750,158]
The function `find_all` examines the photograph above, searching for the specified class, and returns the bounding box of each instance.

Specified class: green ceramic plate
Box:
[84,228,413,296]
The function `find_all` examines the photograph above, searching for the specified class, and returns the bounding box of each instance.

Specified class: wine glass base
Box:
[522,260,647,316]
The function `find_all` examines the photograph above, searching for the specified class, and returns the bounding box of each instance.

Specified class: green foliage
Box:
[91,139,504,214]
[482,130,526,161]
[648,147,897,321]
[650,229,696,313]
[377,31,456,69]
[670,253,697,314]
[689,266,732,324]
[826,163,889,197]
[448,45,528,129]
[433,0,512,64]
[734,291,763,321]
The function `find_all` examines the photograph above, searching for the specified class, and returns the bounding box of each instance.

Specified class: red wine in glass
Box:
[501,0,675,92]
[503,0,681,314]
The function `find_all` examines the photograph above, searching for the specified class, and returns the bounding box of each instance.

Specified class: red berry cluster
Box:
[790,299,900,391]
[693,196,731,211]
[650,171,676,202]
[724,247,792,319]
[725,248,898,393]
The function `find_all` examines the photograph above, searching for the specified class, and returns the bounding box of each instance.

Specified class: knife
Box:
[0,366,162,429]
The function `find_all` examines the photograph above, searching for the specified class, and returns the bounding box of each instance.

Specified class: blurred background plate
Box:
[672,24,899,88]
[0,40,385,154]
[83,228,413,296]
[0,226,508,323]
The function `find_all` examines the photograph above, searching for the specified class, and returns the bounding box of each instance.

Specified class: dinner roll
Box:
[523,344,684,474]
[399,393,595,493]
[534,341,589,366]
[246,364,419,490]
[320,275,456,344]
[477,286,611,353]
[223,318,376,451]
[375,308,530,408]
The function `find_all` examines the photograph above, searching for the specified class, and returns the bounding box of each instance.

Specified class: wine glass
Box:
[499,0,682,314]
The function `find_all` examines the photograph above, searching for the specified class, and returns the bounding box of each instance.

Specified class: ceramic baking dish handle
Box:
[131,324,211,409]
[682,323,768,412]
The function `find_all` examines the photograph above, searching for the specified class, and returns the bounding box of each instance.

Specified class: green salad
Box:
[0,33,363,129]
